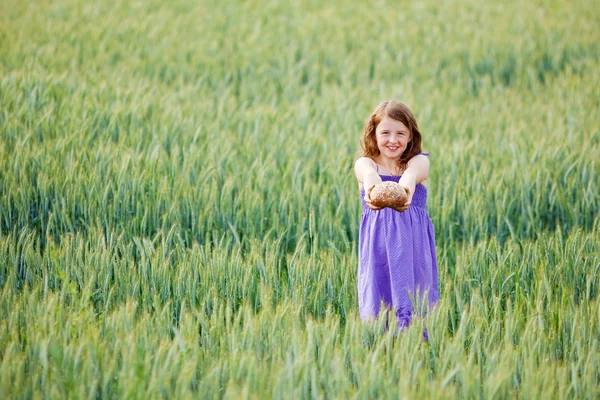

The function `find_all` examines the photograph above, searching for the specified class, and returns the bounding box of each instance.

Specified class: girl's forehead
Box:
[377,117,409,132]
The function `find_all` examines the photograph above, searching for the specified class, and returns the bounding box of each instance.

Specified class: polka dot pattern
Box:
[359,174,439,329]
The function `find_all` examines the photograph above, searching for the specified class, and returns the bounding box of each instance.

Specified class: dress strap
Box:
[420,152,430,156]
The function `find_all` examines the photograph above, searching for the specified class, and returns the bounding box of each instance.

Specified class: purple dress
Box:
[358,169,439,330]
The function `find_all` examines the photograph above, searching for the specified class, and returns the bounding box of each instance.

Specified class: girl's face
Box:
[375,116,411,160]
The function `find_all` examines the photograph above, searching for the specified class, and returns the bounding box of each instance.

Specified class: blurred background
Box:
[1,0,599,398]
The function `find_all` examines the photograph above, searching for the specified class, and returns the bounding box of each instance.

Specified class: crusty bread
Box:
[370,182,408,208]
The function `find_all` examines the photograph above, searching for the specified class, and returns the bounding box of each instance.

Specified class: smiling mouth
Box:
[386,146,400,151]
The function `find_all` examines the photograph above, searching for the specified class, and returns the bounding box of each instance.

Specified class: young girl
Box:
[354,100,438,337]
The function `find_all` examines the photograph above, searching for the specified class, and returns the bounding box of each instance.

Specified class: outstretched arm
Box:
[398,154,430,200]
[354,157,383,210]
[354,157,382,189]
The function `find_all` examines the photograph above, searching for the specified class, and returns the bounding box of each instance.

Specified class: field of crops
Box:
[1,0,599,398]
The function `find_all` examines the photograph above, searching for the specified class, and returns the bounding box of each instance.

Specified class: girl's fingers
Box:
[392,201,410,212]
[400,185,413,203]
[365,200,381,210]
[365,184,376,200]
[364,198,381,210]
[364,184,381,210]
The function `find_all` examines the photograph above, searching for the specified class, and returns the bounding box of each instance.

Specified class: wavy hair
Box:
[360,100,422,172]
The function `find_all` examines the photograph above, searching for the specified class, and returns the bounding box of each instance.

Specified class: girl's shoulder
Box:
[354,156,376,167]
[411,152,430,160]
[354,157,377,175]
[407,152,431,166]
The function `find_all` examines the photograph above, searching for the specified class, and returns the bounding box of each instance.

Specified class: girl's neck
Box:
[374,155,402,175]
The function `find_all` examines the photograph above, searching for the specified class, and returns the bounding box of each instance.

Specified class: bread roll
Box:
[370,182,408,208]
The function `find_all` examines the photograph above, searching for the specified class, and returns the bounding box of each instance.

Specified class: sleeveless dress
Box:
[358,163,439,330]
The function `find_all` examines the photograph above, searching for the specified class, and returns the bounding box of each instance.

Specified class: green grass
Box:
[1,0,599,398]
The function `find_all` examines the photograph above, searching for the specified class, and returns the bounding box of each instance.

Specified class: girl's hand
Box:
[364,184,382,210]
[391,185,412,212]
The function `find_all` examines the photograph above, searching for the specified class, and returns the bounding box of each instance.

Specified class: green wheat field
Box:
[1,0,599,398]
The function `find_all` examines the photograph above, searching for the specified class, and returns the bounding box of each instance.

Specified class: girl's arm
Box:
[354,157,383,210]
[354,157,382,189]
[398,154,430,201]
